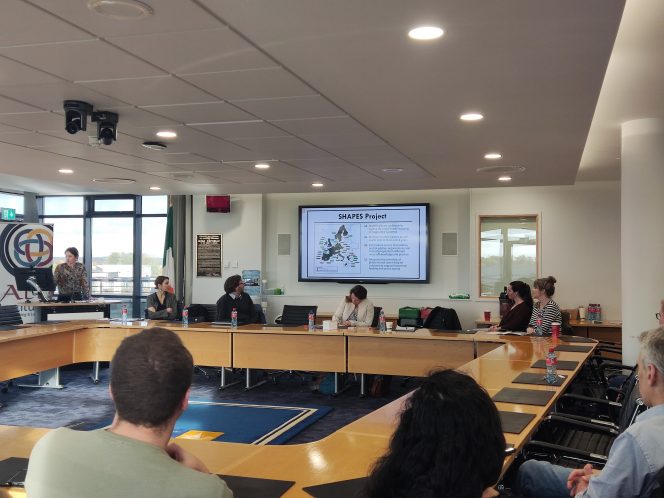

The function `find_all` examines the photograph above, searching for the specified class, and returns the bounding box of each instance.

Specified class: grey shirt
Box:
[26,427,233,498]
[146,291,178,320]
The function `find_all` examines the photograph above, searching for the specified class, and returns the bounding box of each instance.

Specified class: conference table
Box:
[0,321,595,497]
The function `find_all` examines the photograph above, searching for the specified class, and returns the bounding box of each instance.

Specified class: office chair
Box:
[276,305,318,326]
[269,305,318,386]
[370,306,382,328]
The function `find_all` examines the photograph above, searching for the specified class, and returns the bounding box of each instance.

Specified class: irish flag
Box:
[162,200,175,294]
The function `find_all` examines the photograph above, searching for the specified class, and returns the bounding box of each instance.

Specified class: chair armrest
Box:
[545,413,620,435]
[525,440,609,462]
[558,393,622,407]
[550,412,619,430]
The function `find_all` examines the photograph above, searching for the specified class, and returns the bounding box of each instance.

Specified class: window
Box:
[479,215,538,297]
[0,192,25,217]
[39,195,168,315]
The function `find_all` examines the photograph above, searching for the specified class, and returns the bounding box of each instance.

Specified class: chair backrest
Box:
[561,310,573,333]
[422,307,462,330]
[0,305,23,326]
[371,306,382,328]
[281,305,317,326]
[202,304,217,322]
[254,303,267,324]
[618,372,646,432]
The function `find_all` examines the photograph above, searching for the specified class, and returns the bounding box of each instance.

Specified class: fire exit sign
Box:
[1,207,16,221]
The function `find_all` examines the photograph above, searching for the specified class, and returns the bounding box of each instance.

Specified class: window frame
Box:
[477,214,539,298]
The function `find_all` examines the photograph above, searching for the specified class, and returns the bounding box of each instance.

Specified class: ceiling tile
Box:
[140,102,254,124]
[0,40,165,81]
[0,131,86,151]
[192,121,289,139]
[0,95,41,114]
[228,136,333,159]
[0,56,62,87]
[232,95,345,120]
[102,106,179,128]
[181,67,316,101]
[304,132,386,149]
[222,160,319,181]
[0,123,30,134]
[202,167,282,184]
[149,170,235,185]
[0,0,92,47]
[0,81,127,111]
[110,27,274,74]
[269,116,367,136]
[161,153,218,165]
[31,0,224,38]
[285,158,381,181]
[0,111,65,132]
[81,76,214,106]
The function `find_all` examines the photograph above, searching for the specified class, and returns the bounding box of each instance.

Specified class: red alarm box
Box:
[206,195,231,213]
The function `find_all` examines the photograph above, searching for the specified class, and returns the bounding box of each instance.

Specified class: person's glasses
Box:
[657,312,661,320]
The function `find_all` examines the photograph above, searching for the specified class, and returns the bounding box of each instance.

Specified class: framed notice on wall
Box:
[196,234,222,277]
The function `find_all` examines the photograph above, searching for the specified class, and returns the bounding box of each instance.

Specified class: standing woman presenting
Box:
[527,276,562,335]
[54,247,89,302]
[332,285,374,327]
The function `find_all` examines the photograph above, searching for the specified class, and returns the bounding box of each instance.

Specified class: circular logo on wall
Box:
[0,224,54,273]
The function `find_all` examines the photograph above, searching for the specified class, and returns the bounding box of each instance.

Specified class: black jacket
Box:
[216,292,258,324]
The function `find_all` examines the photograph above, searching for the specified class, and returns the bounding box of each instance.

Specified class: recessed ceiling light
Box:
[408,26,444,40]
[312,182,324,188]
[460,113,484,121]
[498,176,512,182]
[149,186,161,191]
[87,0,153,20]
[156,130,177,138]
[92,178,136,184]
[254,163,270,169]
[381,168,404,173]
[142,141,167,151]
[58,168,74,174]
[484,152,502,160]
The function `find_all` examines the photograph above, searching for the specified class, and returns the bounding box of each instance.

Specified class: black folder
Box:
[560,335,595,343]
[554,345,593,353]
[218,474,295,498]
[531,359,579,370]
[493,387,556,406]
[499,411,536,434]
[303,477,367,498]
[512,371,566,386]
[0,457,28,487]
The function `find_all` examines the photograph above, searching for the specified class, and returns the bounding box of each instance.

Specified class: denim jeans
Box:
[516,459,575,498]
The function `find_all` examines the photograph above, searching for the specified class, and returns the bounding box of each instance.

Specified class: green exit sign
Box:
[1,207,16,221]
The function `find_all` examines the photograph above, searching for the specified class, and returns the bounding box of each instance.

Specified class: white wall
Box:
[190,194,263,303]
[189,182,621,327]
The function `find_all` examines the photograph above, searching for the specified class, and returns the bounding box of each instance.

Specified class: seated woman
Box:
[527,276,562,335]
[489,280,533,332]
[332,284,375,327]
[363,369,506,498]
[146,276,177,320]
[216,274,258,324]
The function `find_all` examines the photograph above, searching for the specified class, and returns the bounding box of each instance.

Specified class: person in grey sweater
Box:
[146,275,178,320]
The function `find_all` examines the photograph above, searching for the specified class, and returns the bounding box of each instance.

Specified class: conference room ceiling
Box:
[0,0,637,195]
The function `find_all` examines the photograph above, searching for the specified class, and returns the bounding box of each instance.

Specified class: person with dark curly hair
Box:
[363,369,506,498]
[216,274,258,324]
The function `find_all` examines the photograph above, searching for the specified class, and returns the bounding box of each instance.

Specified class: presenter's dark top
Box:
[498,302,533,331]
[216,292,258,324]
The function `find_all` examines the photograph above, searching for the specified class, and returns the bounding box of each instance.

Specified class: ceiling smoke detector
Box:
[87,0,153,20]
[141,141,167,151]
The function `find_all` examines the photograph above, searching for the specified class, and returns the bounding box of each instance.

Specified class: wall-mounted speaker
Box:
[442,232,458,256]
[206,195,231,213]
[277,234,291,255]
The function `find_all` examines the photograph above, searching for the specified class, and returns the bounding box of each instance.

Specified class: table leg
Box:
[90,361,100,384]
[17,368,64,389]
[244,368,267,391]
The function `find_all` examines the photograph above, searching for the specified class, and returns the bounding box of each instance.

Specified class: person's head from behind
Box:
[533,276,556,299]
[637,326,664,407]
[509,280,533,307]
[64,246,79,265]
[223,274,243,294]
[154,275,170,291]
[346,284,368,305]
[110,328,193,428]
[364,369,505,498]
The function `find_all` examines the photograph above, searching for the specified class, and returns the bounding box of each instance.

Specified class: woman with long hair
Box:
[363,369,506,498]
[490,280,534,331]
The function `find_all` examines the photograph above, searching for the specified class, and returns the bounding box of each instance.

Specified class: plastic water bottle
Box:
[545,347,558,384]
[535,318,543,336]
[308,310,315,331]
[231,307,238,329]
[378,309,387,332]
[182,307,189,327]
[121,304,128,325]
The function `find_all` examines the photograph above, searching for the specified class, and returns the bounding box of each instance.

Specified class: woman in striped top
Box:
[527,276,561,335]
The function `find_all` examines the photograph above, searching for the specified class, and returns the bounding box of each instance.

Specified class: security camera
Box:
[91,111,119,145]
[63,100,93,135]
